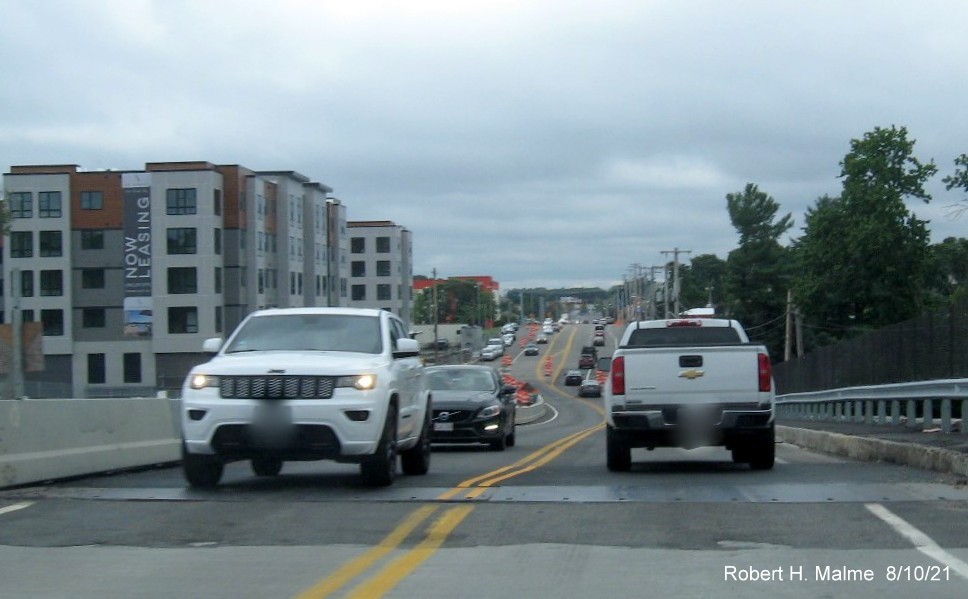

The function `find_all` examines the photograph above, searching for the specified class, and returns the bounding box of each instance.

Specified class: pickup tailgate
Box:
[620,345,764,406]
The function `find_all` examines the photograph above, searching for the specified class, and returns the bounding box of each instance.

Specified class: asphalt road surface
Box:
[1,323,967,598]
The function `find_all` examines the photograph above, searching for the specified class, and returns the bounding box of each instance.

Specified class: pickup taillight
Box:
[611,356,625,395]
[758,353,772,392]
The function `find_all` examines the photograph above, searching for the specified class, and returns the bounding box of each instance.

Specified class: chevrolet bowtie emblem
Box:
[679,369,705,380]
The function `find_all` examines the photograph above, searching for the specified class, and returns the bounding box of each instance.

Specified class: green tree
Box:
[678,253,727,310]
[942,153,968,218]
[721,184,793,358]
[793,126,937,342]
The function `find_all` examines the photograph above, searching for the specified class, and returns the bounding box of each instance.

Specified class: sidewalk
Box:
[776,418,968,478]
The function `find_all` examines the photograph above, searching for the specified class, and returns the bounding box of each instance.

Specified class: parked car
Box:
[579,377,602,397]
[564,370,583,386]
[502,334,515,347]
[524,343,540,356]
[425,365,517,451]
[480,347,499,361]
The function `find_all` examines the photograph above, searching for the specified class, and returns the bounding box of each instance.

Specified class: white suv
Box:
[180,308,431,487]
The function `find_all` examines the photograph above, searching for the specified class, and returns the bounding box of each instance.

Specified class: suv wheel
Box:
[401,408,432,475]
[361,406,398,486]
[183,446,224,489]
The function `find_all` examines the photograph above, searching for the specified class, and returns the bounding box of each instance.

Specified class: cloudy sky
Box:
[3,0,967,291]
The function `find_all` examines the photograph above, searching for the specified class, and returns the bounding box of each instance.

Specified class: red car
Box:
[579,353,596,369]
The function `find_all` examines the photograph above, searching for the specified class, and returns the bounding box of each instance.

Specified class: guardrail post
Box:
[923,399,934,430]
[845,400,854,422]
[906,400,918,429]
[834,401,843,421]
[940,399,952,434]
[890,400,900,425]
[876,400,887,425]
[864,400,874,425]
[962,399,967,435]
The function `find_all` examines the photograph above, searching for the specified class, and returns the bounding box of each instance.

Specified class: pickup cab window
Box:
[627,327,741,346]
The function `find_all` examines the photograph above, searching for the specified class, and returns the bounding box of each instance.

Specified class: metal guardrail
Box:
[775,379,968,435]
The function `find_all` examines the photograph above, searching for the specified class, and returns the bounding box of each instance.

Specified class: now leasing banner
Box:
[122,172,153,337]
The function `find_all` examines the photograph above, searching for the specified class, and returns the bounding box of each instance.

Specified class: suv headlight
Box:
[188,374,220,390]
[336,374,378,391]
[478,404,501,419]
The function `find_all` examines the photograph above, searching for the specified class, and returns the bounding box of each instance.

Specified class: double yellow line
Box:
[296,324,604,598]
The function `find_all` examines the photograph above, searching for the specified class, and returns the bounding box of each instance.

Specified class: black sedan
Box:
[524,343,540,356]
[425,365,517,451]
[564,370,583,386]
[578,378,602,397]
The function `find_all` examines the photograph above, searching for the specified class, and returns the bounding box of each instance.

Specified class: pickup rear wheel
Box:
[361,406,398,486]
[251,457,283,477]
[401,408,432,475]
[748,426,776,470]
[606,426,631,472]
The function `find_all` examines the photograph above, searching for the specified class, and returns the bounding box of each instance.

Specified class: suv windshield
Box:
[224,314,383,354]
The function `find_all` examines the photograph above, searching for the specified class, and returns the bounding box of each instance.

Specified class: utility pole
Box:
[660,247,691,315]
[784,289,793,362]
[432,268,439,364]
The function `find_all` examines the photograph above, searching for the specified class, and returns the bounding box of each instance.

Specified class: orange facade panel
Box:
[70,171,124,229]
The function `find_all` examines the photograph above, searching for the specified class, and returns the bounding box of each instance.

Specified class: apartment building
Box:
[346,221,413,324]
[1,162,358,398]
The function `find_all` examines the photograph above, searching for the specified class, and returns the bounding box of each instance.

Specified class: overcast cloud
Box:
[2,0,967,291]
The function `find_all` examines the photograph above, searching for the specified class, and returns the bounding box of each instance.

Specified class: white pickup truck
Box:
[603,317,775,471]
[180,307,431,488]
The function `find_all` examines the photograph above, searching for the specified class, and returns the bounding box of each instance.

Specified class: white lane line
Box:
[0,502,34,516]
[866,503,968,580]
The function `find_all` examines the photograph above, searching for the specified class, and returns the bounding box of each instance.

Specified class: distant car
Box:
[502,334,515,347]
[564,370,583,386]
[524,343,540,356]
[579,353,596,369]
[594,329,605,337]
[480,347,498,361]
[593,336,605,346]
[536,335,549,344]
[426,365,516,451]
[542,325,554,335]
[578,378,602,397]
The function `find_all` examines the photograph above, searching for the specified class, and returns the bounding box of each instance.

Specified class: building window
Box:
[168,307,198,334]
[290,271,296,295]
[213,189,222,215]
[40,270,63,296]
[166,188,197,215]
[351,261,366,277]
[377,260,391,277]
[351,237,365,253]
[88,354,106,384]
[376,236,391,253]
[377,284,392,301]
[10,231,32,258]
[352,284,366,300]
[20,271,33,297]
[9,192,32,218]
[214,228,222,255]
[81,191,104,210]
[82,308,106,328]
[167,228,197,254]
[38,191,62,217]
[41,309,64,336]
[39,230,63,257]
[167,267,197,294]
[81,230,104,250]
[81,268,105,289]
[215,306,223,333]
[123,353,142,383]
[258,269,265,294]
[215,267,222,293]
[22,309,34,323]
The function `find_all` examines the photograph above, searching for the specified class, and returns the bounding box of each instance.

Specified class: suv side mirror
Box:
[394,337,420,358]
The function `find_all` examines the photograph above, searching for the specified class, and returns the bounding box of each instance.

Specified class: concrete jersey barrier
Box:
[0,398,181,489]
